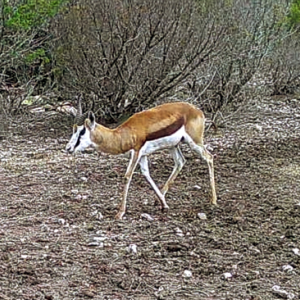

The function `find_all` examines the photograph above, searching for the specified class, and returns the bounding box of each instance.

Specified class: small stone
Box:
[93,236,107,242]
[88,241,104,247]
[141,213,154,221]
[81,177,88,182]
[282,265,293,273]
[197,213,207,220]
[75,194,82,200]
[91,210,103,220]
[128,244,137,254]
[292,248,300,256]
[254,124,262,131]
[222,272,232,280]
[194,185,201,190]
[57,218,65,225]
[272,285,295,299]
[175,227,184,237]
[182,270,192,278]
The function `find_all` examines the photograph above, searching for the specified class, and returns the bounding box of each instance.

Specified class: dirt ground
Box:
[0,96,299,300]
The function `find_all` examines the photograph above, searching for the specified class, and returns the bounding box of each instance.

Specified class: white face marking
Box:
[141,126,187,156]
[65,125,92,153]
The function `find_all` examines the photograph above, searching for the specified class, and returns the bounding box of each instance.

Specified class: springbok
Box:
[66,101,217,219]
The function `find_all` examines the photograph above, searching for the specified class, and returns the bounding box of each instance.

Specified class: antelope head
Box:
[65,95,96,154]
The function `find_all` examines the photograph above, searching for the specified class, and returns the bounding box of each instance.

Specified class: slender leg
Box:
[115,150,140,220]
[188,141,217,205]
[161,146,186,196]
[139,156,169,211]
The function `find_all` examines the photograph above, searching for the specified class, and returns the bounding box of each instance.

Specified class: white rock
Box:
[223,272,232,280]
[91,210,103,220]
[88,241,104,247]
[141,213,154,221]
[282,265,294,273]
[128,244,137,254]
[58,218,65,225]
[175,227,184,237]
[292,248,300,256]
[194,185,201,190]
[182,270,192,278]
[272,285,295,299]
[93,236,107,242]
[81,176,88,182]
[254,124,262,131]
[197,213,207,220]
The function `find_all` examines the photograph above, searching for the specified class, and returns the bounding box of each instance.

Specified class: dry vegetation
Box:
[0,95,299,300]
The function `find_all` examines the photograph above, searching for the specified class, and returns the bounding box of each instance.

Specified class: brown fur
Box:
[90,102,205,155]
[146,116,185,141]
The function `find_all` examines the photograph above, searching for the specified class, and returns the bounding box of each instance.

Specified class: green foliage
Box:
[287,0,300,29]
[25,48,50,64]
[0,0,69,96]
[3,0,67,30]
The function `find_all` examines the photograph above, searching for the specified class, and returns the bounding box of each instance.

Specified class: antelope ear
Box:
[85,111,96,130]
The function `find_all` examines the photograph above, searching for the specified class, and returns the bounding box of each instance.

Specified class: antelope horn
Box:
[74,94,89,125]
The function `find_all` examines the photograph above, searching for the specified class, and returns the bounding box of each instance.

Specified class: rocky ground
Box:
[0,96,299,300]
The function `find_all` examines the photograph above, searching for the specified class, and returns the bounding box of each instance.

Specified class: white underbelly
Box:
[141,126,186,156]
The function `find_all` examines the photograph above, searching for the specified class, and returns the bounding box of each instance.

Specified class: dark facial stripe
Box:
[74,127,86,149]
[146,117,184,141]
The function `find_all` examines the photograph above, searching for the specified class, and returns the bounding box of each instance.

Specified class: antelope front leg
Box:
[115,150,140,220]
[139,156,169,211]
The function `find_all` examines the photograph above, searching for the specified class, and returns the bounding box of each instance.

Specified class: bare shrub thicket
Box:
[53,0,227,122]
[266,36,300,95]
[54,0,292,123]
[0,0,65,115]
[186,0,290,121]
[0,1,34,113]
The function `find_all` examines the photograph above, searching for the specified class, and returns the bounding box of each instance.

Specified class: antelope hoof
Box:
[210,198,217,206]
[115,211,125,220]
[161,204,170,212]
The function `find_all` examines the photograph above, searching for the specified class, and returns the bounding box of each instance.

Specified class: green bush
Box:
[4,0,67,30]
[287,0,300,30]
[0,0,69,113]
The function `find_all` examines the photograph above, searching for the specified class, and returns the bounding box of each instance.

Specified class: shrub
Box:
[53,0,227,122]
[0,0,67,113]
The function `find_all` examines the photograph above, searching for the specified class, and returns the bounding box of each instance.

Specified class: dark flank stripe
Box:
[146,116,185,141]
[74,127,86,149]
